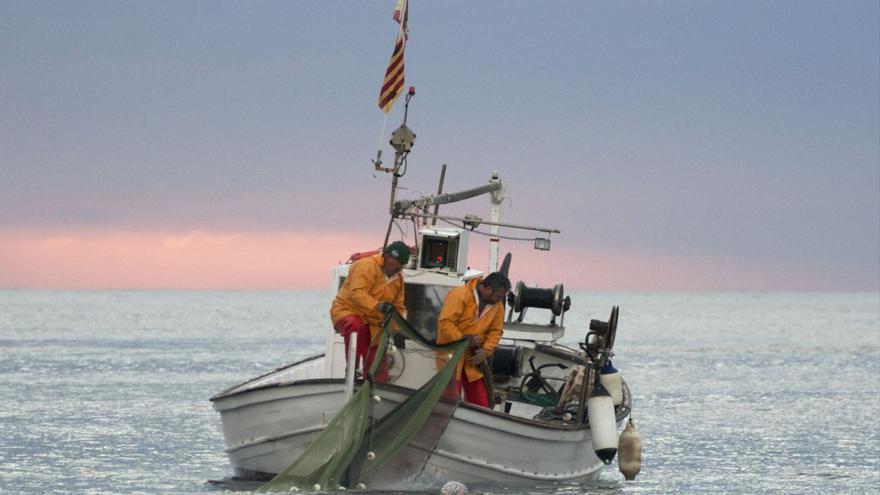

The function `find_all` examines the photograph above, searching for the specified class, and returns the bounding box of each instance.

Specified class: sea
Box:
[1,290,878,494]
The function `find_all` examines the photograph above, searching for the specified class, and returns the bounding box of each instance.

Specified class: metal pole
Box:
[413,213,560,235]
[344,332,358,401]
[488,171,502,272]
[431,164,447,226]
[393,181,503,213]
[388,156,401,215]
[382,217,394,250]
[576,366,593,425]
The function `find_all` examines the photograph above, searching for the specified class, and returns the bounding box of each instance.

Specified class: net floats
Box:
[440,480,468,495]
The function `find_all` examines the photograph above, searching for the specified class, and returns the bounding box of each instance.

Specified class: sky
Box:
[1,1,878,291]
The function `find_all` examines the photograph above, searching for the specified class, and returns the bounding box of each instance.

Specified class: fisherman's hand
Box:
[468,336,481,348]
[375,302,394,314]
[467,348,487,365]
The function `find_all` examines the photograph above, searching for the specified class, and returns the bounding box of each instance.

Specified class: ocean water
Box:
[1,290,878,494]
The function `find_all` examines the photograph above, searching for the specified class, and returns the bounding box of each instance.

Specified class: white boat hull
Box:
[211,356,631,487]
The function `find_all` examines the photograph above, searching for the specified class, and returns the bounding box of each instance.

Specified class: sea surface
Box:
[1,290,878,494]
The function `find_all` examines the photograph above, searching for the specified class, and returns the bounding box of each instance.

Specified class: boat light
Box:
[534,238,551,251]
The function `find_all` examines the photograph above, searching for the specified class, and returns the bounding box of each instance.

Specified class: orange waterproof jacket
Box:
[330,254,406,345]
[436,277,505,382]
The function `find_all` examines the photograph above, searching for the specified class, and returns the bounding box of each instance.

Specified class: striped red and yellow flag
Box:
[378,0,408,113]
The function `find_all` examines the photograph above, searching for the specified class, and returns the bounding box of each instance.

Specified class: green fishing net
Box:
[516,390,560,408]
[257,309,469,492]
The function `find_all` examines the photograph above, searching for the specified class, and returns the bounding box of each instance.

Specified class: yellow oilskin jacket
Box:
[330,254,406,345]
[436,277,505,382]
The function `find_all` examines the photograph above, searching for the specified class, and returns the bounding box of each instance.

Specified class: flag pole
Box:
[378,113,388,151]
[373,0,409,172]
[373,113,389,171]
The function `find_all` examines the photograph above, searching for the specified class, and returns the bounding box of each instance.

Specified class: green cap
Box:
[384,241,410,264]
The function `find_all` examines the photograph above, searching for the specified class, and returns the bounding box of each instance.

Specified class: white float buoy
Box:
[372,395,382,403]
[365,451,376,461]
[618,418,642,480]
[588,382,617,464]
[356,483,367,490]
[312,483,321,491]
[441,480,468,495]
[599,360,623,406]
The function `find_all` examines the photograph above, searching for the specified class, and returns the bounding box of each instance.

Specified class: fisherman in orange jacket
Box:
[330,241,409,382]
[436,272,511,407]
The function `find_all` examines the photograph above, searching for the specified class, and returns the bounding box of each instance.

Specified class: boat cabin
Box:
[325,226,572,396]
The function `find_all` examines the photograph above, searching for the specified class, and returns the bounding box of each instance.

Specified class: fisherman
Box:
[330,241,410,383]
[436,272,510,407]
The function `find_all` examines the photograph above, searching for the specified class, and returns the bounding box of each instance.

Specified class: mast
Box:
[373,92,559,262]
[375,88,417,248]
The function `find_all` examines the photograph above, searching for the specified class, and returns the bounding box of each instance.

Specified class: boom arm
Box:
[393,177,503,216]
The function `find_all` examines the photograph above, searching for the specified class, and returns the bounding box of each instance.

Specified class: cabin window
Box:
[421,237,451,268]
[404,283,451,340]
[335,276,451,343]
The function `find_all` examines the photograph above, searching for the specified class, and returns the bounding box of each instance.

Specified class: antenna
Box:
[380,87,417,248]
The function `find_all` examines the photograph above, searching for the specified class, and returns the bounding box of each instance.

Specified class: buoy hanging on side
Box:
[618,418,642,480]
[599,360,623,406]
[588,381,617,464]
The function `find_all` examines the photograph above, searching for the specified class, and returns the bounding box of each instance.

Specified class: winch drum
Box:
[491,345,522,377]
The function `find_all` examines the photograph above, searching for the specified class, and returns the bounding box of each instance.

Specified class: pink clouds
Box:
[0,228,380,290]
[0,228,842,290]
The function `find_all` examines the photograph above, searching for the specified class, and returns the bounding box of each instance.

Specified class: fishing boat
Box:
[211,2,633,489]
[210,91,633,489]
